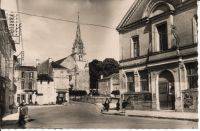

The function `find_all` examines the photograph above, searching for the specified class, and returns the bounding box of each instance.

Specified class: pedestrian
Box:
[122,99,127,115]
[116,99,120,111]
[105,98,110,111]
[18,102,26,127]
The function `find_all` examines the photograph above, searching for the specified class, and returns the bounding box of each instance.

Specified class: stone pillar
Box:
[134,70,141,92]
[175,62,187,112]
[173,63,186,112]
[26,93,29,104]
[119,69,127,94]
[150,72,158,110]
[110,78,113,94]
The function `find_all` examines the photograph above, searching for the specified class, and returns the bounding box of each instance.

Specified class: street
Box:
[14,102,198,129]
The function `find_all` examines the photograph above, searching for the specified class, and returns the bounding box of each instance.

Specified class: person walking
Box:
[122,99,128,115]
[18,102,26,127]
[116,99,120,111]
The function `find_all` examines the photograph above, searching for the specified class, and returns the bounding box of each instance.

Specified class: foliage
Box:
[89,58,119,91]
[102,58,119,77]
[89,59,103,90]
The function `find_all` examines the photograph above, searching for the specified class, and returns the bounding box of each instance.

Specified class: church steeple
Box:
[72,12,86,61]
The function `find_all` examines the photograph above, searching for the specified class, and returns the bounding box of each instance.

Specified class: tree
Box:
[102,58,119,77]
[89,58,119,93]
[89,59,103,91]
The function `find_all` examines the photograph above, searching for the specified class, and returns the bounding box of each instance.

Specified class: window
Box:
[131,36,140,57]
[29,72,33,79]
[21,81,25,89]
[139,70,149,91]
[21,94,26,103]
[21,72,25,78]
[156,22,168,51]
[28,82,32,90]
[186,62,198,89]
[126,72,135,92]
[17,94,20,104]
[193,15,198,43]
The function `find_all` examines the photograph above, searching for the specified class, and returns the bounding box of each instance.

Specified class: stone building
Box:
[117,0,198,112]
[54,14,90,94]
[14,66,37,105]
[0,9,16,115]
[98,73,120,96]
[68,14,89,93]
[36,58,70,105]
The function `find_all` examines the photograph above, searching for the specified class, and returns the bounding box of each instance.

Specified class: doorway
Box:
[158,70,175,110]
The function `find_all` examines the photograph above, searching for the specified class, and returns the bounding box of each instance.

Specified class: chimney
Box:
[48,58,52,63]
[36,59,40,67]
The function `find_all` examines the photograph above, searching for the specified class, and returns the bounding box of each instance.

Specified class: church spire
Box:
[72,12,86,61]
[76,12,81,41]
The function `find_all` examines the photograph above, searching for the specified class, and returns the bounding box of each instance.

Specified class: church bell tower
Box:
[72,12,86,61]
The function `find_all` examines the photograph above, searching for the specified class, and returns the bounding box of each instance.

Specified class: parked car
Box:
[108,97,120,109]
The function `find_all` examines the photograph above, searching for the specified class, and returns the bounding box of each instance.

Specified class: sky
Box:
[1,0,133,66]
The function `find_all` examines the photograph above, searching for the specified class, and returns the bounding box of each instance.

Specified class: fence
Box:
[182,88,198,112]
[70,96,107,104]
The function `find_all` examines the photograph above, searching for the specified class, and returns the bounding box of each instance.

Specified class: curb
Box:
[127,114,198,122]
[102,112,198,122]
[102,112,125,116]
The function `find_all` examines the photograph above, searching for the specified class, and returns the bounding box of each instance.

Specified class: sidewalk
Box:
[2,112,19,126]
[102,109,198,122]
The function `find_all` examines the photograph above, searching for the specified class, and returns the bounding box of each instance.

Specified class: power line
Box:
[5,10,116,30]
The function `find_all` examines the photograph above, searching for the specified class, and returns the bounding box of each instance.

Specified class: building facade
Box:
[14,66,37,105]
[0,9,16,115]
[98,73,120,96]
[36,58,70,105]
[117,0,198,112]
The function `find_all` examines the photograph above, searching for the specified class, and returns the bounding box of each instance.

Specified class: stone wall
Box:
[123,93,152,110]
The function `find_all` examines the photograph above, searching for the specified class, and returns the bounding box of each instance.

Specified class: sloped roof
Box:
[37,59,53,78]
[57,55,77,70]
[117,0,185,31]
[51,57,68,69]
[117,0,148,30]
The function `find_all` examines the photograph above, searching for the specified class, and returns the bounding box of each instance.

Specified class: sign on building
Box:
[6,12,20,44]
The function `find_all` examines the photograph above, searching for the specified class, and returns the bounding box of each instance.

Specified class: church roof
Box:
[52,55,77,70]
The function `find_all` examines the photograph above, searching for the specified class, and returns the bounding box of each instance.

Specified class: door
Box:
[159,82,172,109]
[159,70,175,110]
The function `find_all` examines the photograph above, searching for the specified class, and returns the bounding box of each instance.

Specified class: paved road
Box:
[22,102,197,129]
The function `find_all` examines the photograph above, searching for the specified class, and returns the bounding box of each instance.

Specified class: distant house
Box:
[14,66,37,105]
[36,58,70,105]
[98,73,120,97]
